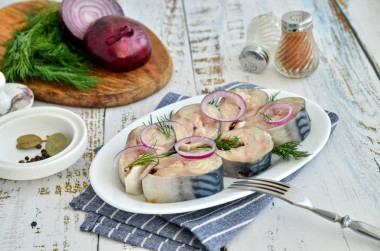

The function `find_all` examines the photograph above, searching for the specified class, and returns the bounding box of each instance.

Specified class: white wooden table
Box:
[1,0,379,250]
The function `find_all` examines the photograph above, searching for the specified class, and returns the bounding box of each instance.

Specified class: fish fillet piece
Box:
[142,151,223,203]
[246,97,311,146]
[172,104,220,140]
[216,126,273,177]
[126,124,176,154]
[220,88,268,131]
[118,147,152,195]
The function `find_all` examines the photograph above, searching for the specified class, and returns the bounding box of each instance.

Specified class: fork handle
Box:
[310,208,380,241]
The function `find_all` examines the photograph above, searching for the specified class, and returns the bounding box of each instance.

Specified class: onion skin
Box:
[84,15,152,72]
[60,0,124,41]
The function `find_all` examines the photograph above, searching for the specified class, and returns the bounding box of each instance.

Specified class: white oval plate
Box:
[90,89,331,214]
[0,107,87,180]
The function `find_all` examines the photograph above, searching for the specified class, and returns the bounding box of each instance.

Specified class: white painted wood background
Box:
[0,0,379,250]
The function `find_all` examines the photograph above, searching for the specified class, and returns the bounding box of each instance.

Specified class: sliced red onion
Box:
[60,0,124,41]
[201,90,247,122]
[113,145,157,172]
[140,121,189,150]
[263,103,293,126]
[174,136,216,159]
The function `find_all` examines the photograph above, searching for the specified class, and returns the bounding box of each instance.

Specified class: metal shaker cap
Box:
[239,45,269,74]
[282,11,312,32]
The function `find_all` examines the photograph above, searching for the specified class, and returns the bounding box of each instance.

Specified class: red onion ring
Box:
[113,145,158,172]
[263,103,293,126]
[201,90,247,122]
[140,121,189,150]
[60,0,124,41]
[174,136,216,159]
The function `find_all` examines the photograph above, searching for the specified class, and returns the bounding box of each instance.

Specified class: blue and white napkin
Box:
[70,82,339,251]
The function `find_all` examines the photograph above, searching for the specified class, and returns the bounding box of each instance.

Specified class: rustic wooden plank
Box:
[335,0,380,76]
[184,0,380,250]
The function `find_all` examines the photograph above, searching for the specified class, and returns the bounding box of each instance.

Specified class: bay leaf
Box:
[45,133,69,156]
[16,134,43,149]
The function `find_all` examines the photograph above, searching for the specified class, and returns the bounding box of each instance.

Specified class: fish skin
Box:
[222,152,272,177]
[142,165,223,203]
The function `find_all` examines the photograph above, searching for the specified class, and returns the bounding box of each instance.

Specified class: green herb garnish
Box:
[269,91,281,102]
[127,149,175,169]
[1,5,99,90]
[198,132,240,151]
[143,111,175,138]
[260,112,272,121]
[209,98,220,108]
[272,141,311,161]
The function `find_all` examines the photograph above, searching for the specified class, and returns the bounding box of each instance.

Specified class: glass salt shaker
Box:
[239,14,281,74]
[274,11,319,78]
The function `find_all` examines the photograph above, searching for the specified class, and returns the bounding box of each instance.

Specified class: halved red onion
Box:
[60,0,124,41]
[140,121,189,150]
[174,136,216,159]
[113,145,157,172]
[201,90,247,122]
[263,103,293,126]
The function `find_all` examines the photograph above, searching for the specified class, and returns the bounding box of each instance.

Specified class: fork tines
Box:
[229,178,290,195]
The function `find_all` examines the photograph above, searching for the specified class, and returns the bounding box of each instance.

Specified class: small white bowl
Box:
[0,107,87,180]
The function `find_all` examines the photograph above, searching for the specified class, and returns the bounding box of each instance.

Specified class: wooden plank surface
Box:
[0,1,173,108]
[0,0,379,250]
[335,0,380,76]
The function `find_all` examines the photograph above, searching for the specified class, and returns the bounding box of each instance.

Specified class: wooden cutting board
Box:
[0,1,173,108]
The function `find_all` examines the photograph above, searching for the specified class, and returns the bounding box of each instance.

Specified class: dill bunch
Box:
[272,141,311,161]
[1,5,99,90]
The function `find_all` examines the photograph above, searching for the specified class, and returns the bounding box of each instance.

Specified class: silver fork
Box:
[229,178,380,241]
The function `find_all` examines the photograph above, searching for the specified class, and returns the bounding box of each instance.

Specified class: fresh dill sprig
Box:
[156,120,172,138]
[143,111,175,139]
[272,141,311,161]
[209,98,220,108]
[159,110,174,121]
[1,6,99,90]
[215,133,240,151]
[269,91,281,102]
[198,132,240,151]
[143,114,154,125]
[126,149,175,169]
[259,112,272,121]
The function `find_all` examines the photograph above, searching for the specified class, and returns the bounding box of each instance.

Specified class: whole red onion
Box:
[84,15,152,72]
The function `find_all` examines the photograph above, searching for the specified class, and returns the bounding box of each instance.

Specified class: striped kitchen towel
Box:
[70,82,339,251]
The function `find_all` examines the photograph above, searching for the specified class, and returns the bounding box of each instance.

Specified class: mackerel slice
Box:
[216,126,273,177]
[126,125,146,147]
[118,147,151,195]
[126,124,176,154]
[246,97,311,146]
[219,88,268,131]
[172,104,220,140]
[142,151,223,203]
